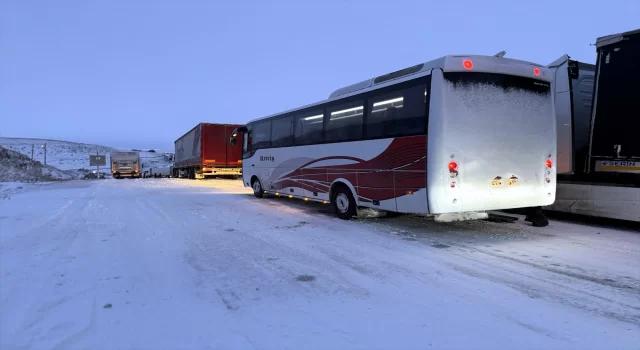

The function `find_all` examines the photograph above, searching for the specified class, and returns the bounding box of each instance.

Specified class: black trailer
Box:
[543,29,640,222]
[589,28,640,177]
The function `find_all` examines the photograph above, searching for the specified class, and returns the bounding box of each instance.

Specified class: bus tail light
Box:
[462,59,473,70]
[533,67,541,76]
[544,157,553,186]
[448,161,459,187]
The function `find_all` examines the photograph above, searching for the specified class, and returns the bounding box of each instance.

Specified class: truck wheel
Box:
[332,184,356,220]
[251,178,264,198]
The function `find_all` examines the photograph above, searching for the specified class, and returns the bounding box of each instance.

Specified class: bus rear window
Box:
[443,72,550,94]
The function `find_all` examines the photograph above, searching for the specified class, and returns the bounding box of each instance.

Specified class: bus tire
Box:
[251,177,264,198]
[332,184,356,220]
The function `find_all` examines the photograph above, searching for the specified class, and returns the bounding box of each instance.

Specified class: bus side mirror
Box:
[229,128,239,147]
[229,126,247,147]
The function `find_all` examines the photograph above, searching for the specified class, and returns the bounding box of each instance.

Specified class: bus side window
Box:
[251,121,271,153]
[295,109,324,146]
[366,83,426,139]
[325,100,364,143]
[271,116,294,148]
[242,131,250,158]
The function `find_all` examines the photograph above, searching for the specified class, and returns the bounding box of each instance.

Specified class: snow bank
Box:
[0,146,80,182]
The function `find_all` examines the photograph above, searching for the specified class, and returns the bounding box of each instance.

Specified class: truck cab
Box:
[110,151,141,179]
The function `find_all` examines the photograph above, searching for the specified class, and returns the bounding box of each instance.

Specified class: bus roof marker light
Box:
[533,67,541,76]
[462,59,473,70]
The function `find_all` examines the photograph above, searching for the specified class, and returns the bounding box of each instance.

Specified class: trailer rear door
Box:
[590,30,640,160]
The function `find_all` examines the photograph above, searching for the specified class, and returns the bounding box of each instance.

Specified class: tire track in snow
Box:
[1,185,100,348]
[366,216,640,327]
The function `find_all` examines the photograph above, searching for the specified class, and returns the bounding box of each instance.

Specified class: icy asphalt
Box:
[1,179,638,350]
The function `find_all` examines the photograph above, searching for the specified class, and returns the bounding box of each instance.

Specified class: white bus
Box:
[229,55,557,221]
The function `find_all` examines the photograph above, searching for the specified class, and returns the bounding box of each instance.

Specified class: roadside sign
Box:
[90,155,106,166]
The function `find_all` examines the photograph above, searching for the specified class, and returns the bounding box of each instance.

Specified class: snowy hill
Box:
[0,146,81,182]
[0,137,173,173]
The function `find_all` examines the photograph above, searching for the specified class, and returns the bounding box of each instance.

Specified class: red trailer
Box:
[174,123,243,179]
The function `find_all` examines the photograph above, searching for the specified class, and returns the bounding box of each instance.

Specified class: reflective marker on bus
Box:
[229,54,556,221]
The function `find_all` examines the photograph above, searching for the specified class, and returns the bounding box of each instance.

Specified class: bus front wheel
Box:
[332,185,356,220]
[251,178,264,198]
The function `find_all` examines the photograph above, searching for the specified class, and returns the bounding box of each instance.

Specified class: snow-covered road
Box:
[1,179,638,349]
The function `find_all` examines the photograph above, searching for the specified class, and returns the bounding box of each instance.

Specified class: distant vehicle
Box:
[544,28,640,222]
[145,167,172,178]
[229,54,557,220]
[110,151,141,179]
[84,171,107,180]
[174,123,243,179]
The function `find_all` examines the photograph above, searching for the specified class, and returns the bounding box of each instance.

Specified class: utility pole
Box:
[42,143,47,165]
[31,144,34,160]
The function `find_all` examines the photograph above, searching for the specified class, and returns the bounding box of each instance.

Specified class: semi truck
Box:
[543,28,640,222]
[110,151,141,179]
[174,123,243,179]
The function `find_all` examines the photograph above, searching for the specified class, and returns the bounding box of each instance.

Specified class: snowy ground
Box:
[0,179,638,349]
[0,137,172,172]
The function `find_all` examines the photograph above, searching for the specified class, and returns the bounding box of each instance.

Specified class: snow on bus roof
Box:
[243,54,546,126]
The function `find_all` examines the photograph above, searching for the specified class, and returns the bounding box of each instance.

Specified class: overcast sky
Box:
[1,0,639,151]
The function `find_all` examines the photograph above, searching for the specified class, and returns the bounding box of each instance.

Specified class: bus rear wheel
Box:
[332,185,356,220]
[251,178,264,198]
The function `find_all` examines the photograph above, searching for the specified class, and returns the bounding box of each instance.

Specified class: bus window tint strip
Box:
[247,76,431,150]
